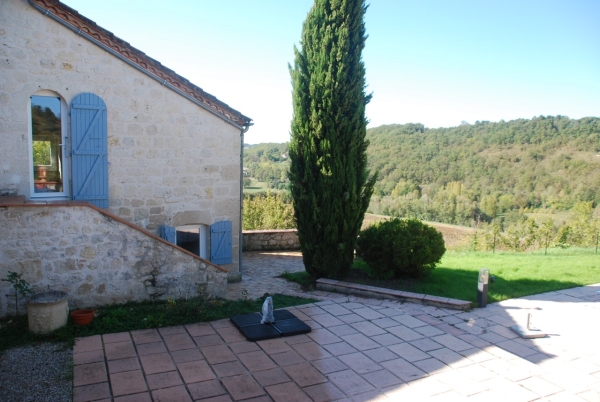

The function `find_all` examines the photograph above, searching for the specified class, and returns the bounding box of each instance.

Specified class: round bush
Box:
[356,218,446,279]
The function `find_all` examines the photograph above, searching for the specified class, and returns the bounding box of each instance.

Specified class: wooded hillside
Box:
[367,116,600,224]
[244,115,600,225]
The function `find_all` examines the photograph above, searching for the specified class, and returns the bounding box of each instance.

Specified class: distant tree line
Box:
[243,116,600,227]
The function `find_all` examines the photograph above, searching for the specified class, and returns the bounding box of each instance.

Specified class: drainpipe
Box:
[239,122,253,281]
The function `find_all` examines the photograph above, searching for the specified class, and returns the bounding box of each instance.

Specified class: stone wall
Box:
[0,204,228,318]
[0,0,243,276]
[242,229,300,251]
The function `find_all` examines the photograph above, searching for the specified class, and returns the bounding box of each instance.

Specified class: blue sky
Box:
[63,0,600,144]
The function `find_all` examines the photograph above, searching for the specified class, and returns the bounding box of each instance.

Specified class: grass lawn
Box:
[0,294,315,352]
[243,179,269,193]
[283,248,600,304]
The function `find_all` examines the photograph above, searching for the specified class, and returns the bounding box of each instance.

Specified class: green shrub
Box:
[243,192,295,230]
[356,218,446,279]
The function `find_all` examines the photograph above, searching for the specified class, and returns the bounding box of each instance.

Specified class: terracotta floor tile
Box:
[312,357,348,375]
[177,360,216,384]
[186,322,216,337]
[337,314,365,324]
[202,344,238,365]
[74,335,103,353]
[113,392,152,402]
[327,369,375,396]
[73,349,105,365]
[103,332,131,344]
[164,333,196,352]
[371,317,402,329]
[211,318,235,329]
[72,382,111,402]
[339,333,380,351]
[221,374,266,400]
[387,342,430,363]
[139,352,176,375]
[304,320,323,330]
[297,306,327,317]
[212,360,248,377]
[229,340,261,354]
[73,361,108,387]
[110,370,148,397]
[131,329,162,345]
[326,324,359,338]
[337,352,382,374]
[303,381,346,402]
[265,381,311,402]
[284,334,312,345]
[322,341,359,357]
[258,338,293,355]
[252,367,291,387]
[412,357,451,375]
[320,304,352,316]
[159,325,187,336]
[105,341,137,361]
[151,385,192,402]
[195,334,225,347]
[187,379,227,400]
[291,341,332,361]
[380,358,428,382]
[310,313,346,327]
[201,396,234,402]
[409,338,444,353]
[352,307,385,320]
[362,369,403,389]
[306,328,342,345]
[391,315,427,328]
[283,362,327,387]
[269,350,306,367]
[386,325,424,342]
[238,350,277,371]
[363,347,399,363]
[108,357,141,374]
[430,334,473,352]
[146,371,182,390]
[216,326,247,343]
[170,348,204,364]
[136,341,168,356]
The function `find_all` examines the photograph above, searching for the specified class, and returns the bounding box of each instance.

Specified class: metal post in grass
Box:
[477,268,489,308]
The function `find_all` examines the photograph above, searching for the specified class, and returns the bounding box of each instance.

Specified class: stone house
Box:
[0,0,252,317]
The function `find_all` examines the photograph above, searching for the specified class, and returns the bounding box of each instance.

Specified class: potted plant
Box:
[70,309,95,326]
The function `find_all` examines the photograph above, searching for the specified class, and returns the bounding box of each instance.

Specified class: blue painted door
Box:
[70,93,108,208]
[211,221,232,265]
[160,225,177,244]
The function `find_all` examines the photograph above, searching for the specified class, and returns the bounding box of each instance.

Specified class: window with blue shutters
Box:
[160,225,177,244]
[70,93,108,208]
[210,221,233,265]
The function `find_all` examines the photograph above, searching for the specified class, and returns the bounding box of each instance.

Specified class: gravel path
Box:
[0,342,72,402]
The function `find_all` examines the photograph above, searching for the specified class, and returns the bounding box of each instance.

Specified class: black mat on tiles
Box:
[230,309,311,342]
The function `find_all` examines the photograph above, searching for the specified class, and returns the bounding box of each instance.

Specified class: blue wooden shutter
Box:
[211,221,232,264]
[160,225,176,244]
[70,93,108,208]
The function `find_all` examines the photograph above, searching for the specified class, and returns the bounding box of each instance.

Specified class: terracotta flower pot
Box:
[70,309,95,326]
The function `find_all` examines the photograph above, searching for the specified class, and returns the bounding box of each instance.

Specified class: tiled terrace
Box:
[72,252,600,401]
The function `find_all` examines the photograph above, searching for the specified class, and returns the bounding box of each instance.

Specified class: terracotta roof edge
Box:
[28,0,252,129]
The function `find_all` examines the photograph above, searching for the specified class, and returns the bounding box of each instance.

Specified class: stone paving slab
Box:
[72,252,600,401]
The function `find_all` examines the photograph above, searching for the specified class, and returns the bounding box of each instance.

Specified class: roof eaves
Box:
[28,0,252,129]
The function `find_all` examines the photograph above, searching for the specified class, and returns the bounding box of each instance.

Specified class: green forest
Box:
[244,115,600,227]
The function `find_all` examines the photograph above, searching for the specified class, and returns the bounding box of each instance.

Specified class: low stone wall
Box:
[242,229,300,251]
[0,203,228,318]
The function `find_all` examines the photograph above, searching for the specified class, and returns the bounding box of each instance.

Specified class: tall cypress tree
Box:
[289,0,376,279]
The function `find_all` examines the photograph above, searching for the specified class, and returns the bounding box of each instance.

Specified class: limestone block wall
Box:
[0,204,228,318]
[242,229,300,251]
[0,0,242,275]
